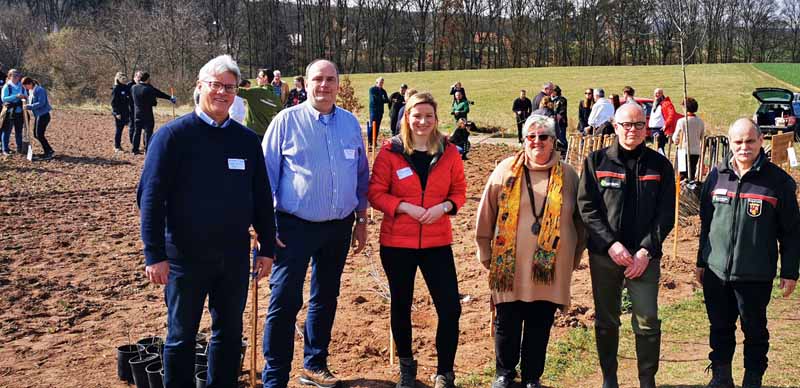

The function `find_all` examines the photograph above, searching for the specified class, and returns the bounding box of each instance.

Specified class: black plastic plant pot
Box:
[137,336,164,353]
[145,361,164,388]
[195,352,208,366]
[129,353,159,388]
[117,344,139,383]
[196,333,207,352]
[144,344,161,358]
[195,370,208,388]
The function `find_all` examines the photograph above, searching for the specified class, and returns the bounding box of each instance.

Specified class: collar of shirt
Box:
[303,101,337,124]
[195,107,232,128]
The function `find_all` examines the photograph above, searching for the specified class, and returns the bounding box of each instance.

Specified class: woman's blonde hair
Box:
[400,92,443,155]
[114,71,127,86]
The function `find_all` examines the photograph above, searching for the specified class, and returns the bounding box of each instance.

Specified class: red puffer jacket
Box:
[368,136,467,249]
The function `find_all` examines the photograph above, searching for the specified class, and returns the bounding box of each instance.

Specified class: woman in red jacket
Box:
[368,92,467,388]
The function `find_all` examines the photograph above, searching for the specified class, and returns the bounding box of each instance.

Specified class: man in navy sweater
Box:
[137,54,276,388]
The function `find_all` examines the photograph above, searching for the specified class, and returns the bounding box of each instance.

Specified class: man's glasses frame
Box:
[201,80,238,94]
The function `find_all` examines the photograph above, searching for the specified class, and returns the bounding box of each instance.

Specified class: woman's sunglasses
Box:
[526,134,551,141]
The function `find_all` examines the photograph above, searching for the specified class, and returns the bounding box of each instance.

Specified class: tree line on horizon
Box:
[1,0,798,104]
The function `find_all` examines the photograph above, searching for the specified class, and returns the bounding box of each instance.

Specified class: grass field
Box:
[342,63,799,134]
[753,63,800,89]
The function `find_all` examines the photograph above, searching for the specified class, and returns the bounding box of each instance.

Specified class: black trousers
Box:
[703,270,772,375]
[114,114,129,149]
[380,245,461,375]
[515,114,526,143]
[680,154,700,181]
[33,113,53,155]
[494,300,558,383]
[133,118,154,153]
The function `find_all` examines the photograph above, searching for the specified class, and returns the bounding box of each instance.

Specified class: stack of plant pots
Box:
[117,336,164,388]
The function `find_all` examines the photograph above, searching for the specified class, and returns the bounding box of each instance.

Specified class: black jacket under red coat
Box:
[578,141,676,258]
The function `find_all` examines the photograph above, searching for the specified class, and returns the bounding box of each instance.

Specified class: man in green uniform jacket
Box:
[697,118,799,388]
[238,68,281,138]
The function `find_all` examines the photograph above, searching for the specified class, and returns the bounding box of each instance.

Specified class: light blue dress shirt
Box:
[263,101,369,222]
[194,106,232,128]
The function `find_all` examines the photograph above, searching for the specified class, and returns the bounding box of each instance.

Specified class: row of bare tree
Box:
[0,0,797,104]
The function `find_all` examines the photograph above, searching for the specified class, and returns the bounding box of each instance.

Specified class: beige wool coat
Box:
[475,153,586,308]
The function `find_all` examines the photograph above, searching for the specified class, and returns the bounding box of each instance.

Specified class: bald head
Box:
[615,103,645,123]
[728,118,760,139]
[614,103,647,150]
[728,118,763,170]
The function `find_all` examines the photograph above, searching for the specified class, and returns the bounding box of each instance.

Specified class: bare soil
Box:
[0,109,701,387]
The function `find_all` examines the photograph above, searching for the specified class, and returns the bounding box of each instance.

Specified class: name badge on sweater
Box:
[396,167,413,180]
[228,158,246,170]
[344,149,356,159]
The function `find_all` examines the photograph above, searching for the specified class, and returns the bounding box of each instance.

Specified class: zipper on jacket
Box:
[725,176,743,281]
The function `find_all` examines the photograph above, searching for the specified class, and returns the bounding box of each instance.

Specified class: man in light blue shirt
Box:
[261,59,369,388]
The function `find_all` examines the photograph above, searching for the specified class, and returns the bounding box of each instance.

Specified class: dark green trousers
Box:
[589,253,661,335]
[590,253,662,387]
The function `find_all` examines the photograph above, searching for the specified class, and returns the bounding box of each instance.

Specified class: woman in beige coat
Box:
[476,114,585,388]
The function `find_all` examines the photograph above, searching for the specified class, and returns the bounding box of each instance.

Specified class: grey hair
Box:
[594,88,605,98]
[542,81,554,89]
[522,114,556,137]
[305,59,340,80]
[376,77,384,83]
[197,54,241,84]
[273,70,281,76]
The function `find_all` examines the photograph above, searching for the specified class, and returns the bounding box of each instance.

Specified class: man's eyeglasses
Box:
[617,121,647,131]
[526,134,551,141]
[202,80,238,94]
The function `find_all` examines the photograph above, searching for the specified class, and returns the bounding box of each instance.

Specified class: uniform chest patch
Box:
[600,178,623,189]
[747,198,762,217]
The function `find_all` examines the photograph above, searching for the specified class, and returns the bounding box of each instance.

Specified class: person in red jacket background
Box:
[368,92,466,388]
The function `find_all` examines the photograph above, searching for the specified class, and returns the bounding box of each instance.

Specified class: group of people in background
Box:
[576,85,705,180]
[1,67,54,159]
[136,54,799,388]
[110,67,307,153]
[512,82,568,148]
[368,79,472,160]
[111,70,176,154]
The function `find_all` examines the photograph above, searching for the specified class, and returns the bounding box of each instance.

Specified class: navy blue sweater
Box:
[137,112,276,265]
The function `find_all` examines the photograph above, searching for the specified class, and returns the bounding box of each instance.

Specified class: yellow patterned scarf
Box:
[489,152,564,291]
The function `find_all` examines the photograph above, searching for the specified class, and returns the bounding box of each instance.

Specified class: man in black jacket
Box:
[131,71,174,154]
[127,71,141,146]
[578,104,675,388]
[511,89,532,143]
[697,118,799,388]
[389,84,407,136]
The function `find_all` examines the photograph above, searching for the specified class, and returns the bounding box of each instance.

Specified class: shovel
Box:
[22,107,33,161]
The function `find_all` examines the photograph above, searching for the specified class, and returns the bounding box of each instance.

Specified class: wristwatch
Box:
[357,216,367,224]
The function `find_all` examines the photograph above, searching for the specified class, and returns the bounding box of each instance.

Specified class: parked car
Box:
[751,87,797,137]
[635,97,654,123]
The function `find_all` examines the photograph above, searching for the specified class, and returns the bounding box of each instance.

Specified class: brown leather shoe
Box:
[299,367,339,388]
